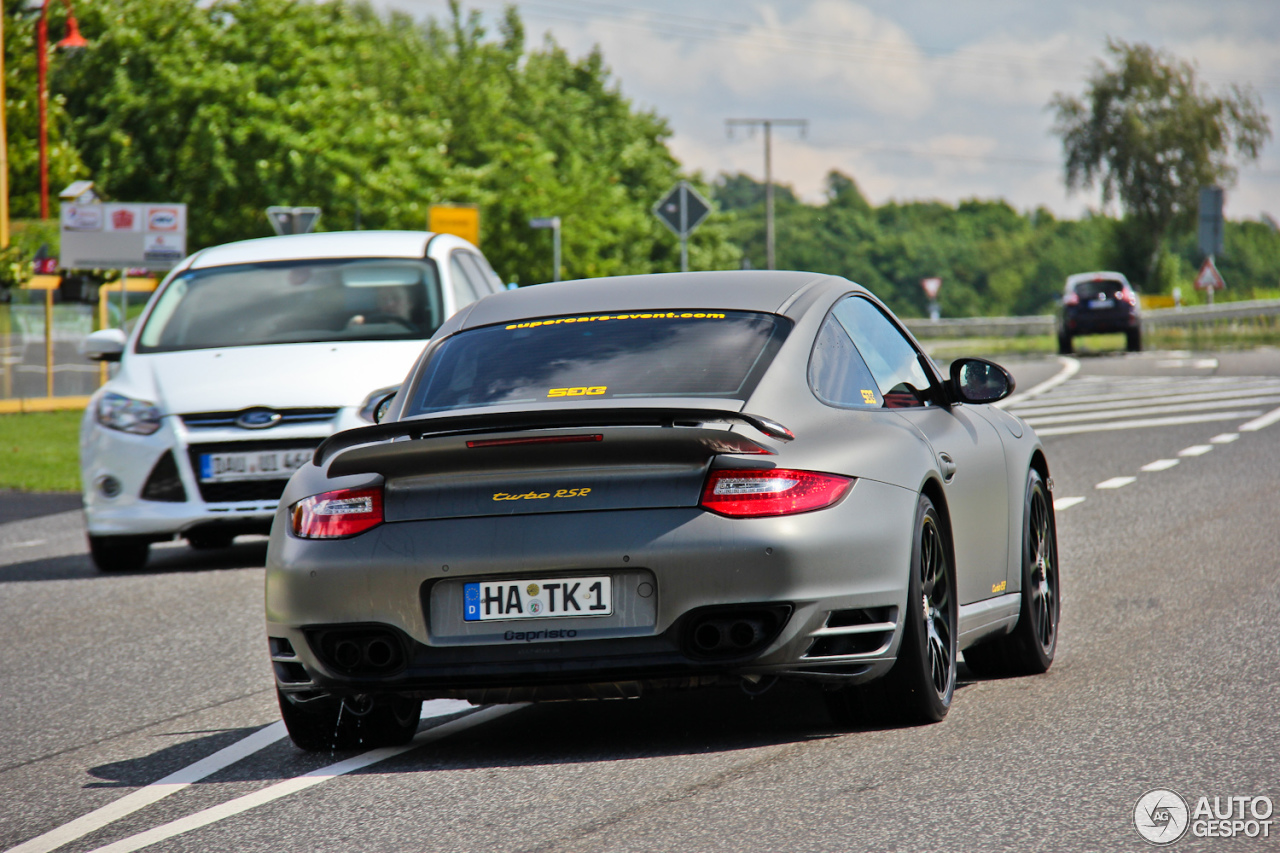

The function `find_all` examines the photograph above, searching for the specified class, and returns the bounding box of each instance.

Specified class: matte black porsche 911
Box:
[265,271,1060,750]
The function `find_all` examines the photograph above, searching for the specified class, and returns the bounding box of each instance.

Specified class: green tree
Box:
[1049,39,1271,287]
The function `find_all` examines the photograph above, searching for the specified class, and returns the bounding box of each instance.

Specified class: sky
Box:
[376,0,1280,222]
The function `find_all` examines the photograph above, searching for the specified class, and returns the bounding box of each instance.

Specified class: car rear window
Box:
[406,310,791,414]
[1071,279,1125,300]
[136,258,443,352]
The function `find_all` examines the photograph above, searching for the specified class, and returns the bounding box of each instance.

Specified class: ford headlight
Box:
[97,392,163,435]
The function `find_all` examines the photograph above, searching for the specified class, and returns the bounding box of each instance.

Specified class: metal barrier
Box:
[904,298,1280,338]
[0,292,109,405]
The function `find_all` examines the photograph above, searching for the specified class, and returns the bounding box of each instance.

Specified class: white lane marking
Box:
[7,701,474,853]
[82,705,520,853]
[1053,497,1086,511]
[1095,477,1136,490]
[1140,459,1180,472]
[1210,433,1240,444]
[994,356,1080,410]
[1034,410,1262,437]
[1178,445,1213,457]
[1240,405,1280,432]
[1011,385,1280,416]
[8,539,47,549]
[1154,358,1218,369]
[1021,395,1280,426]
[4,723,288,853]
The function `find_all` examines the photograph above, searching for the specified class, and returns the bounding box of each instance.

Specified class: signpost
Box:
[429,204,480,246]
[529,217,562,282]
[60,202,187,270]
[653,181,712,272]
[1194,257,1225,305]
[921,277,942,320]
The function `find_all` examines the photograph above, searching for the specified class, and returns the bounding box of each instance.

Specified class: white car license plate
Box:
[463,576,613,622]
[199,449,312,482]
[1089,298,1115,309]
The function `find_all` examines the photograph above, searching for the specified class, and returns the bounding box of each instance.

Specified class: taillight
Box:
[1120,289,1137,306]
[700,469,852,518]
[1062,292,1080,306]
[290,487,384,539]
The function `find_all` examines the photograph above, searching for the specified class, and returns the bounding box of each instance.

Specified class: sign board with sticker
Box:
[429,204,480,246]
[59,202,188,271]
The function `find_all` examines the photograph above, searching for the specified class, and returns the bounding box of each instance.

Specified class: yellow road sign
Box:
[429,204,480,246]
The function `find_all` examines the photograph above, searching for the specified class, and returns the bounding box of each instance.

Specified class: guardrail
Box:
[903,298,1280,338]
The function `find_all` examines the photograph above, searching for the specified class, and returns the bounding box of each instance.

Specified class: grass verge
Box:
[0,410,83,492]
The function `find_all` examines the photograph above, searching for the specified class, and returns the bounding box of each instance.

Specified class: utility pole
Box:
[726,118,807,270]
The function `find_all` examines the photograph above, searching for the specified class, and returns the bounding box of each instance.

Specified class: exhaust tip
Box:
[681,605,791,660]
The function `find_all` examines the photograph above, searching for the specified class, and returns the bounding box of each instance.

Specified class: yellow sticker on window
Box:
[507,312,726,330]
[548,386,607,398]
[861,389,877,405]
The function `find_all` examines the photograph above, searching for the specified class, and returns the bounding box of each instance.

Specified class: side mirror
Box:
[372,392,397,424]
[83,328,127,362]
[949,357,1015,404]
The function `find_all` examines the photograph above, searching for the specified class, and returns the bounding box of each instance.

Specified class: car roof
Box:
[460,270,855,329]
[187,231,444,269]
[1065,271,1130,289]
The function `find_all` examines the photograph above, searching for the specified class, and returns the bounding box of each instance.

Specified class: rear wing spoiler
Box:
[314,407,793,466]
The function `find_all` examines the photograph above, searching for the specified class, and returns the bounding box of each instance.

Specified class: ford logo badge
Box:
[235,408,283,430]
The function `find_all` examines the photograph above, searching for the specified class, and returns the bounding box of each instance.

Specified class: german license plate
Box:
[1089,297,1115,309]
[463,576,612,622]
[198,448,312,482]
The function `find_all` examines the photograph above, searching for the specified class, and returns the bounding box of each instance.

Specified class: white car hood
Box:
[130,341,426,414]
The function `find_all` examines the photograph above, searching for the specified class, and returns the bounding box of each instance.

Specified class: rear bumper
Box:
[265,478,920,695]
[1061,309,1139,335]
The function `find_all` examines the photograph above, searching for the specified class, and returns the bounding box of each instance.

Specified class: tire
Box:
[1057,332,1073,355]
[277,689,421,752]
[88,535,150,573]
[1125,328,1142,352]
[827,494,957,726]
[187,531,235,550]
[963,468,1060,678]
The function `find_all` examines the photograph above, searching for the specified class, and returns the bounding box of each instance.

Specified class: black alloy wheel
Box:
[964,468,1060,677]
[1057,332,1073,355]
[827,494,956,727]
[1126,328,1142,352]
[277,689,422,752]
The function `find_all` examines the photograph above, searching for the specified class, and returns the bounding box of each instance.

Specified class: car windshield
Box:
[136,258,443,352]
[406,310,791,415]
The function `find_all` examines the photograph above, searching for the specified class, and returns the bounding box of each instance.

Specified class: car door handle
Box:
[939,452,957,483]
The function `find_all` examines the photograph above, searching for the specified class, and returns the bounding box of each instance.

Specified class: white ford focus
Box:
[80,230,505,572]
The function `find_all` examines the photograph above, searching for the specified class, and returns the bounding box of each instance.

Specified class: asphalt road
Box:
[2,348,1277,852]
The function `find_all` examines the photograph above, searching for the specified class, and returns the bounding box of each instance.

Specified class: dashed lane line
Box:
[1053,497,1085,511]
[1178,445,1213,457]
[1095,477,1137,490]
[1140,459,1180,472]
[1240,404,1280,432]
[82,704,521,853]
[1211,433,1240,444]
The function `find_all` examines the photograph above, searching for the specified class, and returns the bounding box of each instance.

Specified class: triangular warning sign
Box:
[1194,258,1225,292]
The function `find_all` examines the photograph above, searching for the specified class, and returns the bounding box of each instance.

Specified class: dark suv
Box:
[1057,271,1141,354]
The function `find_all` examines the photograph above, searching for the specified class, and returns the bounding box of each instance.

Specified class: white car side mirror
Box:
[83,328,127,362]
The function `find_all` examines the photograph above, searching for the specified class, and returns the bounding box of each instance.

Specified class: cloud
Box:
[379,0,1280,218]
